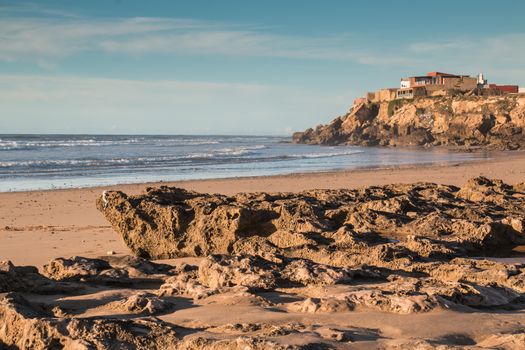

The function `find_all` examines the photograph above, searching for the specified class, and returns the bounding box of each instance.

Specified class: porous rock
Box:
[97,177,525,263]
[0,292,179,350]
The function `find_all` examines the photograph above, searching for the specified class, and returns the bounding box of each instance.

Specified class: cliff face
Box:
[293,94,525,150]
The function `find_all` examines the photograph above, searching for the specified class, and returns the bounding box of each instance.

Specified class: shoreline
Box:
[1,148,520,195]
[0,139,503,193]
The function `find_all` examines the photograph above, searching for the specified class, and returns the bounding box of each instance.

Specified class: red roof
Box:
[427,71,459,77]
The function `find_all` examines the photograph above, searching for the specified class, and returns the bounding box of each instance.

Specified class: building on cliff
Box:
[396,72,478,100]
[399,72,477,89]
[358,71,520,105]
[487,84,519,94]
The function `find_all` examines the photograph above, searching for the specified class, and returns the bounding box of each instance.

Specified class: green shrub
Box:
[388,99,412,117]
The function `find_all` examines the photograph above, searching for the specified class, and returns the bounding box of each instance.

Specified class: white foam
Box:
[291,150,364,159]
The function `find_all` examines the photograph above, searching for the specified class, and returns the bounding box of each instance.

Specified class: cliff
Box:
[293,94,525,150]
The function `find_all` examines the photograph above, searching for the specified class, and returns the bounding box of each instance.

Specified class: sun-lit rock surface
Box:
[293,95,525,150]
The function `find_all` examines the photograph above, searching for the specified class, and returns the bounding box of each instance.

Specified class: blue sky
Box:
[1,0,524,135]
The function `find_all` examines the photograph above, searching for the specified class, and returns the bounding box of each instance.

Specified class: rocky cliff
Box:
[293,94,525,150]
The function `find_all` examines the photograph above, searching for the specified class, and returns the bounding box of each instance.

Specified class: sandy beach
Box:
[2,152,525,267]
[2,153,525,349]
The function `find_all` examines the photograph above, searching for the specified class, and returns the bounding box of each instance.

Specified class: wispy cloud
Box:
[0,4,403,66]
[0,17,213,62]
[99,30,339,58]
[409,34,525,62]
[1,3,524,82]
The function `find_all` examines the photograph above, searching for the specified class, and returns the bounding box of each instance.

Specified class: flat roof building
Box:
[357,71,519,105]
[400,71,477,91]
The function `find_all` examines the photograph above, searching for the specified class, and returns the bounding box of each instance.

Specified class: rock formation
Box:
[96,177,525,262]
[292,95,525,150]
[93,178,525,313]
[0,292,180,349]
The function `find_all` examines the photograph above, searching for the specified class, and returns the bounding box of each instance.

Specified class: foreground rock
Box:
[1,257,348,349]
[0,292,179,349]
[42,255,173,285]
[2,177,525,348]
[292,94,525,150]
[1,260,74,294]
[97,177,525,262]
[94,177,525,313]
[1,253,523,348]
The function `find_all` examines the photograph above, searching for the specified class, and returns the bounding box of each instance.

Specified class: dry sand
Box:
[1,152,525,349]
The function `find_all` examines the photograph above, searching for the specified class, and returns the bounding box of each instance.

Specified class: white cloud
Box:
[409,40,468,53]
[0,17,212,62]
[1,3,524,78]
[0,3,81,18]
[0,7,392,65]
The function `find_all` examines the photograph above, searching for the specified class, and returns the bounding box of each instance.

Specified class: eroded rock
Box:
[42,256,171,285]
[97,177,525,264]
[93,177,525,315]
[293,95,525,150]
[4,177,525,347]
[0,260,73,294]
[107,292,171,315]
[198,255,278,290]
[0,293,179,350]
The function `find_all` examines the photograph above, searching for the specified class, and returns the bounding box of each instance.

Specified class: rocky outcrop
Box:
[197,254,360,291]
[0,260,74,294]
[42,255,173,285]
[0,257,341,349]
[1,252,524,348]
[107,292,172,315]
[96,177,525,262]
[93,177,525,315]
[293,94,525,150]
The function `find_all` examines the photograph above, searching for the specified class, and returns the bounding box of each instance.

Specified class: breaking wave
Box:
[0,137,221,151]
[0,145,360,170]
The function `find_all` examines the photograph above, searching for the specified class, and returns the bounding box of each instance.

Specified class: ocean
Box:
[0,134,489,192]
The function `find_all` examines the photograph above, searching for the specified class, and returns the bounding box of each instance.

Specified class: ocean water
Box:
[0,134,490,192]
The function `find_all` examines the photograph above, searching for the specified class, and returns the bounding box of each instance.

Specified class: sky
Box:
[1,0,524,135]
